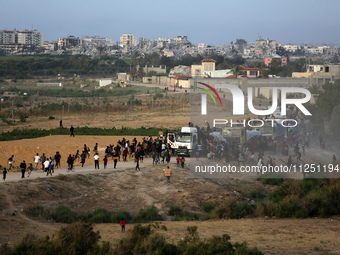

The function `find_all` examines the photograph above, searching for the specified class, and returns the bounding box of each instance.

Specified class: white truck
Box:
[167,127,198,156]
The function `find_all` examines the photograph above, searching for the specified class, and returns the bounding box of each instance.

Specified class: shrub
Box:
[52,205,76,223]
[153,93,164,100]
[133,206,160,222]
[251,190,266,201]
[48,116,55,120]
[214,199,253,219]
[111,210,132,223]
[18,111,28,122]
[24,205,53,221]
[168,205,184,217]
[90,207,111,223]
[201,203,215,213]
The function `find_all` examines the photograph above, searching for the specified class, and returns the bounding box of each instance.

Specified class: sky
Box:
[1,0,340,45]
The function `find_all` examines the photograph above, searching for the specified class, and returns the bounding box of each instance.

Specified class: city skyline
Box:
[1,0,340,45]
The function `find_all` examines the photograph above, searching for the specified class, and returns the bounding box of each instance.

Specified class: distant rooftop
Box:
[201,58,216,63]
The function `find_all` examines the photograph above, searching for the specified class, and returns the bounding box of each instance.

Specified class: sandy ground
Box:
[0,135,149,169]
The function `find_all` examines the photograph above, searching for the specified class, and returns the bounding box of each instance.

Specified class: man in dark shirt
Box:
[20,160,27,179]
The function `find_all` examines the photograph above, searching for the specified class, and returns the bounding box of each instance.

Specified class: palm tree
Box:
[232,65,241,78]
[97,46,105,59]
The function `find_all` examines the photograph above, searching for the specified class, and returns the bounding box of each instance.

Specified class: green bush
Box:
[153,93,164,100]
[168,205,184,216]
[24,205,53,221]
[133,206,160,222]
[0,126,178,141]
[111,210,132,223]
[214,199,253,219]
[251,190,266,201]
[0,223,262,255]
[201,203,215,213]
[256,179,340,218]
[90,208,111,223]
[52,205,76,223]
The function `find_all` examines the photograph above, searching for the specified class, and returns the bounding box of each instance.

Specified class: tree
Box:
[232,65,241,78]
[97,46,105,59]
[130,67,137,81]
[137,67,144,80]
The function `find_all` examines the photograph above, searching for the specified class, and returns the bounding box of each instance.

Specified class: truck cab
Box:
[167,127,198,156]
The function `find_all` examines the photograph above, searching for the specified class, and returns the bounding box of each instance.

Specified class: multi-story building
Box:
[58,36,83,50]
[0,30,17,44]
[191,59,216,77]
[83,36,112,44]
[0,29,43,46]
[255,38,276,57]
[120,34,136,49]
[282,44,299,53]
[17,30,43,46]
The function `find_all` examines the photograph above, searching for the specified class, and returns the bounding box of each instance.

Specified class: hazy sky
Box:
[1,0,339,45]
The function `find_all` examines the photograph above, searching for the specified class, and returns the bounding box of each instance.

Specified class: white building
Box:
[0,29,43,47]
[120,34,136,49]
[283,44,299,52]
[17,30,43,47]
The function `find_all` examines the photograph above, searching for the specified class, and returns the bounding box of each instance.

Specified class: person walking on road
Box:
[34,153,40,170]
[164,166,172,184]
[94,153,100,169]
[20,160,27,179]
[80,151,86,167]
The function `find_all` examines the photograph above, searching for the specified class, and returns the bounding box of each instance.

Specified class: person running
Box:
[67,154,74,171]
[94,153,100,169]
[113,154,118,169]
[20,160,27,179]
[80,151,86,167]
[120,218,126,232]
[34,153,40,170]
[49,157,55,173]
[93,143,98,155]
[70,125,75,137]
[135,155,140,171]
[74,150,80,162]
[54,152,61,168]
[44,159,51,176]
[27,163,34,177]
[8,155,14,171]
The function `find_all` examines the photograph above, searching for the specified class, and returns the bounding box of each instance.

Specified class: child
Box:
[181,157,185,168]
[120,218,126,232]
[103,156,108,169]
[176,156,180,166]
[3,168,7,181]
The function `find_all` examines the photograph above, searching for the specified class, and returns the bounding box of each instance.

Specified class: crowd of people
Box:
[1,135,187,181]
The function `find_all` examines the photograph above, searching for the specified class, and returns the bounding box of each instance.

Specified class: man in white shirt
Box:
[34,153,40,170]
[44,159,50,175]
[94,153,100,169]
